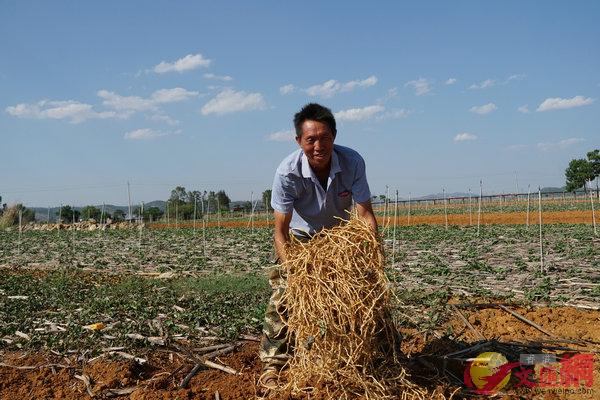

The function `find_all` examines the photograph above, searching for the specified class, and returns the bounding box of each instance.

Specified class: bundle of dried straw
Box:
[276,215,429,399]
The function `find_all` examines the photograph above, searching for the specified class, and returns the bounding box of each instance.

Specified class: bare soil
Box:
[2,303,599,399]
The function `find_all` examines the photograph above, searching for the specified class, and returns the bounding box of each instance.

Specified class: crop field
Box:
[1,218,599,398]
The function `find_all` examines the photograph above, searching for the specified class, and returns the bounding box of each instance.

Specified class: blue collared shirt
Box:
[271,144,372,236]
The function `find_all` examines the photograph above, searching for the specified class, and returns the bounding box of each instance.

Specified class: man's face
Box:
[296,120,335,172]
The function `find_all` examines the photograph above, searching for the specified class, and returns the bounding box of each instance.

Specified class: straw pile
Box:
[277,215,429,399]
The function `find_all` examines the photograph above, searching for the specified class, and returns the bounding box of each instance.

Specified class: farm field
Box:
[1,222,599,399]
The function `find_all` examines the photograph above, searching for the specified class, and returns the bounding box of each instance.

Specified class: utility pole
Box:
[127,181,132,222]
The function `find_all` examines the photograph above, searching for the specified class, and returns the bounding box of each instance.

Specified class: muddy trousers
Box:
[258,266,291,370]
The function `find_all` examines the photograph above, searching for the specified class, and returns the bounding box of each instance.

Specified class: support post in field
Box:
[443,188,448,229]
[589,181,597,236]
[407,192,411,226]
[383,185,389,234]
[72,204,76,252]
[47,207,50,223]
[249,191,254,232]
[58,203,62,236]
[193,197,197,235]
[166,201,170,225]
[127,181,132,224]
[265,196,269,224]
[526,184,531,228]
[139,202,144,248]
[201,197,206,257]
[18,208,22,255]
[538,187,544,273]
[175,202,179,230]
[468,188,472,226]
[477,180,482,236]
[217,195,222,227]
[392,189,398,266]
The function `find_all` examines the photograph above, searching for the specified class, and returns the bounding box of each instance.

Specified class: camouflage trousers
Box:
[259,261,292,369]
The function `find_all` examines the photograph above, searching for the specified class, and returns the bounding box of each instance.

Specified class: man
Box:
[259,103,378,389]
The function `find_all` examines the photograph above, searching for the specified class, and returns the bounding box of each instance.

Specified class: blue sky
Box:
[1,1,599,206]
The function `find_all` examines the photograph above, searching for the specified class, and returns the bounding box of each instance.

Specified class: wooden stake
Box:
[407,191,411,226]
[538,187,544,273]
[468,188,472,226]
[392,190,398,265]
[443,188,448,229]
[526,184,531,228]
[193,197,197,235]
[477,180,482,236]
[589,181,597,236]
[201,197,206,257]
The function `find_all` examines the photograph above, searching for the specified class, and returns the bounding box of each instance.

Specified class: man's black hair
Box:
[293,103,337,138]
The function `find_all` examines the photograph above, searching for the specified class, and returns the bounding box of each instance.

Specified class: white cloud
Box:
[340,75,378,92]
[267,129,295,142]
[518,105,530,114]
[150,87,199,103]
[204,73,233,82]
[149,114,180,126]
[469,74,525,90]
[537,137,585,151]
[335,105,385,122]
[536,96,595,112]
[279,84,296,95]
[124,128,165,140]
[305,76,377,98]
[200,88,266,115]
[505,144,529,151]
[454,132,477,142]
[306,79,340,97]
[98,87,198,113]
[405,78,432,96]
[98,90,156,111]
[503,74,525,84]
[5,100,121,123]
[469,102,497,115]
[469,79,495,90]
[378,108,411,120]
[153,53,211,74]
[445,78,457,85]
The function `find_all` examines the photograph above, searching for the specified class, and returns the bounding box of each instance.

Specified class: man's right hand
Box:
[273,210,292,263]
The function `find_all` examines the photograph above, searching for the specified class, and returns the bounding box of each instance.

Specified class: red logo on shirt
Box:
[338,190,350,197]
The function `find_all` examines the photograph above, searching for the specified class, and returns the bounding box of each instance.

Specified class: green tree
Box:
[216,190,231,212]
[169,186,188,205]
[57,205,80,223]
[565,158,594,193]
[81,205,101,221]
[587,149,600,197]
[144,206,163,222]
[262,189,273,211]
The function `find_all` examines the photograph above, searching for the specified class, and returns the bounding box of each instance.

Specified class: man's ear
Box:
[295,135,302,146]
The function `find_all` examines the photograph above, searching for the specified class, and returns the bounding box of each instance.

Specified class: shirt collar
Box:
[301,148,341,179]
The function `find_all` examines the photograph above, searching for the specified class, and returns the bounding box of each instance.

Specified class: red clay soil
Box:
[2,305,599,399]
[149,210,595,229]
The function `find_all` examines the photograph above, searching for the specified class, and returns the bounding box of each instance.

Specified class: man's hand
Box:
[273,210,292,262]
[355,200,378,236]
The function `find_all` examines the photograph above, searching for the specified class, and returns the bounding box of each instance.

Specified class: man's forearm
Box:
[274,228,290,263]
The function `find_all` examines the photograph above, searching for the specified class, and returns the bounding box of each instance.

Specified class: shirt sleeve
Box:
[351,156,372,204]
[271,172,296,214]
